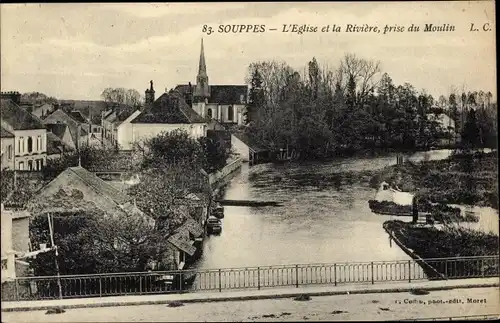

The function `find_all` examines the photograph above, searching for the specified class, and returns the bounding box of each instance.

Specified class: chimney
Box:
[1,91,21,105]
[186,82,193,107]
[145,80,155,107]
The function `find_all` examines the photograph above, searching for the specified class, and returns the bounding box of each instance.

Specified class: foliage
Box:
[373,151,498,209]
[42,145,138,180]
[101,88,143,107]
[198,137,230,173]
[244,55,496,160]
[28,188,165,275]
[21,92,58,105]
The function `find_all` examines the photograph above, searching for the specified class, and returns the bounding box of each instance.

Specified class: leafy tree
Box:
[244,68,264,125]
[198,137,229,173]
[101,88,143,107]
[461,108,481,149]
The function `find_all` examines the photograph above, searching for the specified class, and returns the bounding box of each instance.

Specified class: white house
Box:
[116,90,207,150]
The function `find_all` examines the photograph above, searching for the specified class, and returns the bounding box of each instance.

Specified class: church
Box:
[173,39,248,126]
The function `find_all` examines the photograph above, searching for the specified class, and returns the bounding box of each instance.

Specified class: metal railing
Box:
[400,314,500,321]
[6,255,499,301]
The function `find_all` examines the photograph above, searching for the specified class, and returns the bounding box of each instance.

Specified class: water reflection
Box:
[196,150,496,270]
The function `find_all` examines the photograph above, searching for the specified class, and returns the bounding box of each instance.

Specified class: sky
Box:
[1,1,496,101]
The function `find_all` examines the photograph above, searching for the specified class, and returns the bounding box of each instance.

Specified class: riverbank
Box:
[384,220,499,257]
[370,150,498,209]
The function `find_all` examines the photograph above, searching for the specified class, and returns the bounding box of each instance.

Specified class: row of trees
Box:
[243,54,497,160]
[28,130,229,275]
[100,88,143,107]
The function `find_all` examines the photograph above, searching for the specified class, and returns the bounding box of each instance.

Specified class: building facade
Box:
[113,88,207,151]
[1,99,47,171]
[175,39,248,126]
[1,127,15,170]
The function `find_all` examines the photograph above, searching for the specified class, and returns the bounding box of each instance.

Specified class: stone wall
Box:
[209,158,242,191]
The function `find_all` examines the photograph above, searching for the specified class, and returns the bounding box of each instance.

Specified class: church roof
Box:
[175,84,248,105]
[208,85,248,104]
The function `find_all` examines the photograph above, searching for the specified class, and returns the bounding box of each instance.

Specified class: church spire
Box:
[194,38,210,99]
[198,38,207,77]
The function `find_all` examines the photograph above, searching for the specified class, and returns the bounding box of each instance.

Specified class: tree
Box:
[20,92,58,105]
[461,108,481,149]
[140,129,204,169]
[198,137,229,173]
[28,187,164,276]
[244,68,264,125]
[101,88,143,107]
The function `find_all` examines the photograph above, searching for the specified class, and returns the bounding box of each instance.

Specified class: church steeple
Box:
[198,38,207,77]
[194,38,210,100]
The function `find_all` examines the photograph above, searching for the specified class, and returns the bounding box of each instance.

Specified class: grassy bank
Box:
[370,151,498,209]
[385,220,499,279]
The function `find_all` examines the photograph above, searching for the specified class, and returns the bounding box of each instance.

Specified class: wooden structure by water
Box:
[217,199,283,207]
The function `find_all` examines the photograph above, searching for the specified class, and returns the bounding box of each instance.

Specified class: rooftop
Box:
[131,91,205,124]
[0,126,14,138]
[0,99,45,130]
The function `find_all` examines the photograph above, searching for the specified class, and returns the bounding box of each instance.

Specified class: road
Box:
[3,287,498,322]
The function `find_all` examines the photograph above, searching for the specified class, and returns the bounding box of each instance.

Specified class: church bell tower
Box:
[194,38,210,102]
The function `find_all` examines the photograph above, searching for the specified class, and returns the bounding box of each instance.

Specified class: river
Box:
[195,149,493,270]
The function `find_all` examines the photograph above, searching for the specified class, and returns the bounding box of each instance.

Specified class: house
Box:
[46,131,74,160]
[42,109,98,148]
[1,98,47,171]
[165,210,205,270]
[1,203,31,283]
[32,103,55,119]
[45,123,75,150]
[174,192,211,227]
[1,126,15,170]
[58,100,110,128]
[113,87,207,151]
[231,132,269,165]
[32,166,145,219]
[174,39,248,126]
[101,106,140,149]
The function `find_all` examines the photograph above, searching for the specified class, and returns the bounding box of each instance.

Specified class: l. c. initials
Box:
[470,22,492,32]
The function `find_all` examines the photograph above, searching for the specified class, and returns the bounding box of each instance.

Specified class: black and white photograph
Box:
[0,1,498,321]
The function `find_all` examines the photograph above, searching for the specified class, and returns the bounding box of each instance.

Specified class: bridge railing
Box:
[6,255,499,301]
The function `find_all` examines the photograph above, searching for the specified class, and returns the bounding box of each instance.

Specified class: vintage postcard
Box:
[1,1,498,322]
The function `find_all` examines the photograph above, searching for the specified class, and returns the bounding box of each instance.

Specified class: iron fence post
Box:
[408,260,411,283]
[180,272,183,292]
[481,258,485,277]
[334,264,337,286]
[257,267,260,290]
[371,262,374,285]
[99,277,102,297]
[444,260,448,279]
[295,265,299,288]
[15,279,20,301]
[218,269,222,292]
[139,276,142,295]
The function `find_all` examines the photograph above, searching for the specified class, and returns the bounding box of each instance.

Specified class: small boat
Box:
[213,203,224,219]
[206,216,222,235]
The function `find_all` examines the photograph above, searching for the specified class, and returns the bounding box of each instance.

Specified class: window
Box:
[7,145,12,160]
[207,108,213,119]
[227,106,234,122]
[37,136,42,152]
[19,161,24,170]
[27,137,33,153]
[18,137,23,153]
[240,94,245,104]
[28,160,33,171]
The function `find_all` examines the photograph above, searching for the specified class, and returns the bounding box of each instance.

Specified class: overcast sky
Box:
[1,2,496,100]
